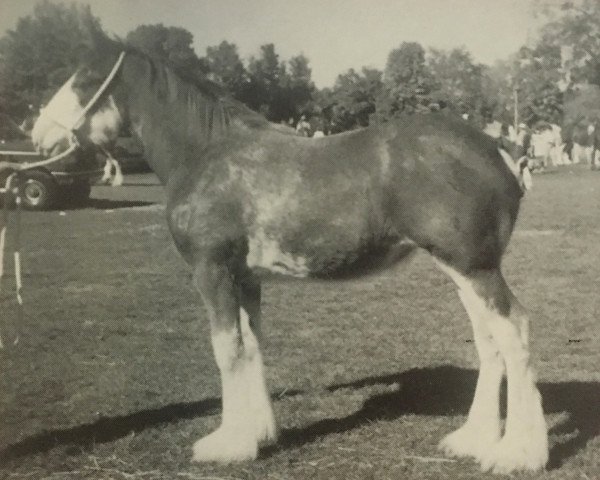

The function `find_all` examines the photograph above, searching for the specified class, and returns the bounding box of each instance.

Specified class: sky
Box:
[0,0,541,88]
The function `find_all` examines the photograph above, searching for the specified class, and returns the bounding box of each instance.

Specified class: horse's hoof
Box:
[479,436,548,473]
[192,427,258,463]
[439,424,499,461]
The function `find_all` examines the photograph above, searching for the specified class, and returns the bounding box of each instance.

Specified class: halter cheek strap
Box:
[71,51,126,132]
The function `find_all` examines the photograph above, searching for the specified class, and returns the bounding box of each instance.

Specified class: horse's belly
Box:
[247,227,415,279]
[247,230,311,278]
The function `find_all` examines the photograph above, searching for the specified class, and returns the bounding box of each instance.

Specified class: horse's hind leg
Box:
[237,267,277,444]
[437,265,504,461]
[437,264,548,473]
[191,260,276,462]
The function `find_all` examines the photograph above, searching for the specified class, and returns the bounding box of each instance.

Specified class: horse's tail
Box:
[498,148,533,192]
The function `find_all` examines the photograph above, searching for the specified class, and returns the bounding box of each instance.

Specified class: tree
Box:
[535,0,600,87]
[482,43,564,127]
[288,55,312,87]
[563,83,600,125]
[281,54,315,119]
[480,59,515,124]
[428,47,487,125]
[378,42,434,118]
[242,44,316,122]
[244,43,286,117]
[513,45,564,125]
[126,24,208,80]
[320,67,384,131]
[205,41,247,97]
[0,1,103,119]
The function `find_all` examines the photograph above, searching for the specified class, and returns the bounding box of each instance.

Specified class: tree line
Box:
[1,1,599,133]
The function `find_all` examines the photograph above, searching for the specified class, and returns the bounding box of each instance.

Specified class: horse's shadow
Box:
[276,366,600,470]
[0,366,597,470]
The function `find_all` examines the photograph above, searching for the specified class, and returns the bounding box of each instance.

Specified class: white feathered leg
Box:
[438,266,504,461]
[192,308,276,462]
[192,262,276,463]
[437,264,548,473]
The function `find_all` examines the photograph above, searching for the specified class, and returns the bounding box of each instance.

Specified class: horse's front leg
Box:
[192,259,276,463]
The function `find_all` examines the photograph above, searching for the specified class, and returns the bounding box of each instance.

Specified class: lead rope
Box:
[14,175,23,345]
[0,172,22,348]
[0,175,11,348]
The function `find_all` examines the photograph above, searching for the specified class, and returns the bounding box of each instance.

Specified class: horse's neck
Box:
[123,68,229,185]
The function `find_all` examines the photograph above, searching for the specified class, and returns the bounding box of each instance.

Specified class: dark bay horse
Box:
[31,37,548,473]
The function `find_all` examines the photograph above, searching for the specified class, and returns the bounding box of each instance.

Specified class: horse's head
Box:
[32,47,126,158]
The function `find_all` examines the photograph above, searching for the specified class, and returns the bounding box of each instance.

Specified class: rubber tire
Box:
[20,171,58,211]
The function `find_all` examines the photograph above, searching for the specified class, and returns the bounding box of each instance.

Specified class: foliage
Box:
[428,47,487,125]
[242,43,285,117]
[563,83,600,126]
[318,43,491,131]
[535,0,600,87]
[514,0,600,126]
[205,40,247,97]
[320,67,384,132]
[316,42,492,131]
[479,0,600,127]
[514,44,564,125]
[4,1,591,134]
[125,24,208,80]
[242,44,315,123]
[483,43,564,127]
[0,1,103,119]
[283,54,315,115]
[378,42,434,118]
[480,59,515,125]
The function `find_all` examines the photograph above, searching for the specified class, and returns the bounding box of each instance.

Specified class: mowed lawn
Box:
[0,168,598,479]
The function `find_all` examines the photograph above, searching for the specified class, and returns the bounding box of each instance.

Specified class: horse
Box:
[31,34,548,474]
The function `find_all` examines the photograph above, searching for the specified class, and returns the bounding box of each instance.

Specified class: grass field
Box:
[0,168,598,479]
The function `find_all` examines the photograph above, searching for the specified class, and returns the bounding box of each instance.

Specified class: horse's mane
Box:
[135,47,270,133]
[83,33,271,136]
